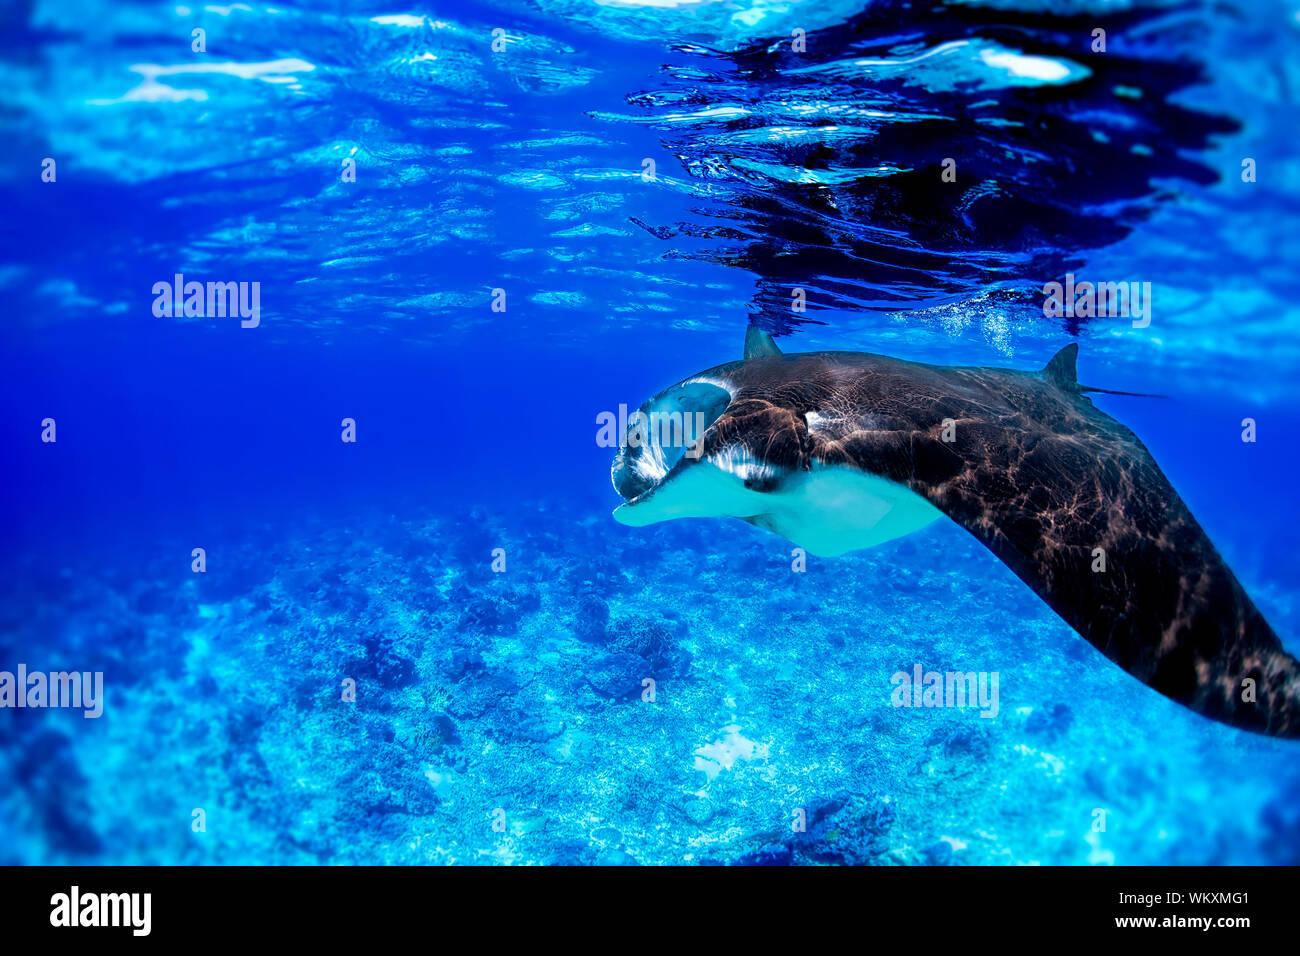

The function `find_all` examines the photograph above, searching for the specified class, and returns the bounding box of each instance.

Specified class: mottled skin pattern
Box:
[618,342,1300,739]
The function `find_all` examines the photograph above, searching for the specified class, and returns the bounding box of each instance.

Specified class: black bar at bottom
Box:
[0,865,1285,942]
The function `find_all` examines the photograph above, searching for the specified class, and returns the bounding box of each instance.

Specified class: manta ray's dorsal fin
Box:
[1043,343,1079,390]
[744,326,783,360]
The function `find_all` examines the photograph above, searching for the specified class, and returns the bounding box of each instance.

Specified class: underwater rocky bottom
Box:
[1,498,1298,865]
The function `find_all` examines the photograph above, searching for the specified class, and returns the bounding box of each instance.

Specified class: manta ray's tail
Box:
[1078,385,1167,398]
[1045,343,1166,398]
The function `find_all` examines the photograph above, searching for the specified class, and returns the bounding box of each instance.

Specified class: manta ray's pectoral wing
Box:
[814,346,1300,738]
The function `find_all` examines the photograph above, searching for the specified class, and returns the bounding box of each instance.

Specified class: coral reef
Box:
[1,498,1297,865]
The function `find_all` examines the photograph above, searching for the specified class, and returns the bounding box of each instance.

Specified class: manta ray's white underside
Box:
[612,460,942,557]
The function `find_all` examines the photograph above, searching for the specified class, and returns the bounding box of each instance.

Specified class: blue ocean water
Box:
[1,0,1298,865]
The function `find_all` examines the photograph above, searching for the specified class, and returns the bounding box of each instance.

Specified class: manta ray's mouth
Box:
[611,379,732,505]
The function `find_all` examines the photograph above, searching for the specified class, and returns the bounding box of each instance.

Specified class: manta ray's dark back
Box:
[697,334,1300,738]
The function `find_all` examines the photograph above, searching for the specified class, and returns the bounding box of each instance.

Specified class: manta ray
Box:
[610,328,1300,739]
